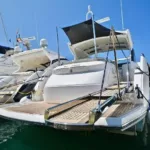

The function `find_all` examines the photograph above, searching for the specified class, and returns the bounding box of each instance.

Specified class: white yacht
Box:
[43,8,150,145]
[0,7,149,146]
[0,37,68,103]
[0,45,18,79]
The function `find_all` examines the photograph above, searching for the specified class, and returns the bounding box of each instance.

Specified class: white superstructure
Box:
[44,59,117,103]
[43,26,133,103]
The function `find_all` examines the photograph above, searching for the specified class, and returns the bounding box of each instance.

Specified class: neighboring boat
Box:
[0,45,19,79]
[0,38,68,104]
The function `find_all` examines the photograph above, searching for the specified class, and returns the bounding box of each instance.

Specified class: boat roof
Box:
[62,19,133,59]
[0,45,13,54]
[62,19,121,45]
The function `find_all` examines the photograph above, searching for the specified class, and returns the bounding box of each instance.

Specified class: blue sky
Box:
[0,0,150,62]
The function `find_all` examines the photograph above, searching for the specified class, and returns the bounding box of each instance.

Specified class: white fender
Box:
[32,59,68,101]
[20,96,31,104]
[32,67,52,101]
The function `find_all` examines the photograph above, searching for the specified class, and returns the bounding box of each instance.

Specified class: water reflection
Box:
[0,118,27,144]
[0,120,150,150]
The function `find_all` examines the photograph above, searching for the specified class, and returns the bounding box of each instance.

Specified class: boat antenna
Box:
[0,12,9,45]
[120,0,125,30]
[86,5,97,58]
[34,12,39,46]
[56,26,60,66]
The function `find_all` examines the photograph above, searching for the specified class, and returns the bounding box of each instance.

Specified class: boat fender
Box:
[20,96,31,104]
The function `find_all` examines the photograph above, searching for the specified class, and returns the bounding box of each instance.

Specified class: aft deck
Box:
[0,83,126,124]
[0,101,58,124]
[44,83,144,130]
[7,102,57,115]
[0,82,145,131]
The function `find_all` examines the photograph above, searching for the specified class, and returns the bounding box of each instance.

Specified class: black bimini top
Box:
[0,45,13,54]
[62,19,121,45]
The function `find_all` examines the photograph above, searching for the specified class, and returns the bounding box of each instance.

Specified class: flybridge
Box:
[63,20,133,58]
[62,6,133,59]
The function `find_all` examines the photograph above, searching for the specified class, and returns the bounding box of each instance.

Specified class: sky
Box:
[0,0,150,62]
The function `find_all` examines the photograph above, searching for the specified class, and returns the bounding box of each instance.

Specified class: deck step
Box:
[94,84,127,97]
[106,84,126,90]
[102,102,141,117]
[94,89,120,98]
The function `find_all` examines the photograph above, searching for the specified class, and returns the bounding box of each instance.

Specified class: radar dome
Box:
[40,39,48,48]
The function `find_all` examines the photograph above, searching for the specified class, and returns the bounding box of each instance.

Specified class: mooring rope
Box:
[135,85,150,110]
[98,28,124,110]
[98,31,111,110]
[111,27,121,96]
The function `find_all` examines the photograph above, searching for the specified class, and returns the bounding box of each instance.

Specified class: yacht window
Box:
[51,58,68,64]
